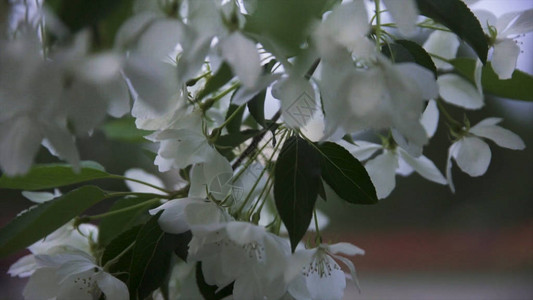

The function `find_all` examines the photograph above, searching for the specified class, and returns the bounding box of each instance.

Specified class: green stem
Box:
[103,242,136,271]
[436,99,463,130]
[109,175,171,194]
[374,0,382,52]
[217,103,246,131]
[82,198,161,221]
[313,209,322,245]
[200,82,239,111]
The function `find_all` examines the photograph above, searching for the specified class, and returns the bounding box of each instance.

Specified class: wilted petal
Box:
[365,151,398,199]
[438,74,484,109]
[453,137,491,177]
[492,39,520,80]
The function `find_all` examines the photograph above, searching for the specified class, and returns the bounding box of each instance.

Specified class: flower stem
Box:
[109,175,171,194]
[80,198,161,221]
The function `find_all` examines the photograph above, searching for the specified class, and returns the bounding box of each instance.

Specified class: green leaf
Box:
[98,196,157,246]
[244,0,328,56]
[315,142,378,205]
[274,136,321,252]
[128,212,183,300]
[225,103,245,134]
[247,90,267,128]
[101,225,142,282]
[100,117,151,143]
[246,60,276,127]
[416,0,488,63]
[0,186,107,257]
[197,63,234,101]
[0,161,110,190]
[392,40,437,77]
[46,0,134,48]
[450,58,533,101]
[196,262,234,300]
[215,129,261,149]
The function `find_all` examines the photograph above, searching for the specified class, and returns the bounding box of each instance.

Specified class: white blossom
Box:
[474,9,533,79]
[286,242,364,300]
[446,118,525,192]
[23,251,128,300]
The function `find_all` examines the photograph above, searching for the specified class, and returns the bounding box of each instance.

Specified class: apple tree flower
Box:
[286,242,365,300]
[446,118,525,192]
[474,9,533,79]
[23,251,128,300]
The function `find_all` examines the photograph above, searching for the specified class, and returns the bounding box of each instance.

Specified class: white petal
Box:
[453,137,491,177]
[8,255,37,278]
[328,242,365,256]
[446,143,458,193]
[492,39,520,80]
[288,275,312,300]
[273,76,317,128]
[220,32,261,89]
[333,254,361,292]
[149,199,194,234]
[420,100,439,138]
[0,116,43,176]
[397,156,414,176]
[42,123,80,170]
[231,73,281,105]
[383,0,419,36]
[305,255,346,300]
[123,55,177,113]
[500,9,533,36]
[338,140,381,161]
[438,74,484,109]
[470,124,525,150]
[136,19,186,60]
[399,149,447,184]
[124,168,165,194]
[95,272,129,300]
[472,117,502,127]
[21,191,57,203]
[423,31,460,69]
[23,268,60,300]
[365,151,398,199]
[395,63,439,100]
[473,10,497,32]
[226,221,265,245]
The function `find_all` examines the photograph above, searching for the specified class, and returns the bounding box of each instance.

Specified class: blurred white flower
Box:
[446,118,525,192]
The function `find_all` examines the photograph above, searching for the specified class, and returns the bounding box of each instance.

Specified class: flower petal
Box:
[328,242,365,256]
[438,74,484,109]
[337,140,381,161]
[492,39,520,80]
[305,255,346,300]
[0,116,43,176]
[420,99,439,138]
[399,149,447,184]
[23,268,61,300]
[500,9,533,36]
[453,137,491,177]
[95,271,129,300]
[423,31,460,69]
[220,32,261,89]
[124,168,165,194]
[470,124,525,150]
[383,0,419,36]
[365,151,398,199]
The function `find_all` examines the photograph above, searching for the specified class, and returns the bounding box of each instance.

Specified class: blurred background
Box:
[1,0,532,299]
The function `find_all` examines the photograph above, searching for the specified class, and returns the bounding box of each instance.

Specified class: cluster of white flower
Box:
[2,0,531,299]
